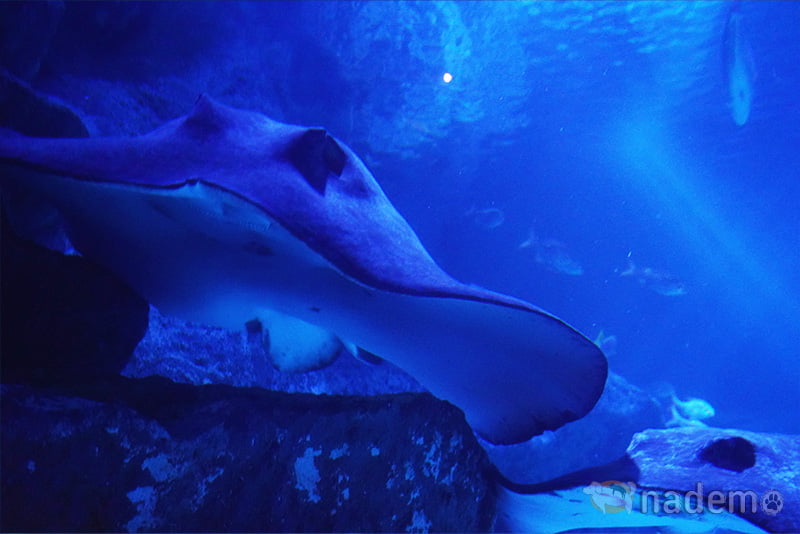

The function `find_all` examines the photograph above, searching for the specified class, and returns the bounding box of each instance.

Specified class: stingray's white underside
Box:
[22,175,600,444]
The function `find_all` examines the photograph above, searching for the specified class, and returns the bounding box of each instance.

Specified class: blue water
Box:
[328,1,800,435]
[26,1,800,434]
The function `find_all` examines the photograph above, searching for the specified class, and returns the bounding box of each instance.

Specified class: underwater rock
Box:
[125,307,424,395]
[0,378,495,532]
[628,427,800,533]
[0,222,148,385]
[485,372,663,484]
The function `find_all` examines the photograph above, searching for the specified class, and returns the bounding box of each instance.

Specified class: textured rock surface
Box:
[485,372,663,484]
[0,224,149,385]
[125,307,425,396]
[628,427,800,533]
[0,378,495,532]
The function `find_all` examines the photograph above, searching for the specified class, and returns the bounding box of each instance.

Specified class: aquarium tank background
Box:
[0,1,798,532]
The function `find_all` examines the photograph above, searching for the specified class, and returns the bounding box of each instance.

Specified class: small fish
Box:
[519,229,583,276]
[674,395,715,421]
[619,258,685,296]
[723,3,756,126]
[655,383,715,428]
[667,396,716,428]
[593,329,618,359]
[465,206,505,229]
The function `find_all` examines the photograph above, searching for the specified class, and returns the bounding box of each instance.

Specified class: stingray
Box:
[0,95,606,444]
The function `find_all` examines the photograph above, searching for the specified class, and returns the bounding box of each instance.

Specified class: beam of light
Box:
[607,113,798,337]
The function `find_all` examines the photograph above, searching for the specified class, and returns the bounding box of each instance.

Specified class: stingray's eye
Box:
[287,128,346,194]
[322,133,346,176]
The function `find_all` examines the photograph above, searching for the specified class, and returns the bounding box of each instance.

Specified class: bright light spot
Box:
[442,72,453,83]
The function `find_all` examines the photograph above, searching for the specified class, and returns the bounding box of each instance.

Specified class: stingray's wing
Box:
[0,97,607,444]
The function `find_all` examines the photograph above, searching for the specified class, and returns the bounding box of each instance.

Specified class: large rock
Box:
[0,378,495,532]
[492,424,798,533]
[0,222,149,384]
[628,427,800,533]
